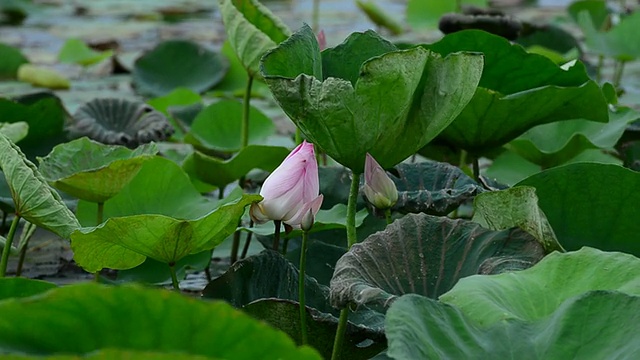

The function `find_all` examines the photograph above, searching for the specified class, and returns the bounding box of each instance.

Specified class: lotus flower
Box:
[363,153,398,210]
[250,141,323,228]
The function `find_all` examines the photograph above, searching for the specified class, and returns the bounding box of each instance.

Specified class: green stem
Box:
[312,0,320,33]
[613,60,626,89]
[282,235,290,255]
[97,202,104,226]
[240,220,254,259]
[472,157,480,182]
[459,149,467,168]
[0,215,20,277]
[15,232,33,277]
[169,263,180,291]
[298,230,309,345]
[230,226,241,264]
[241,75,254,149]
[272,220,282,251]
[331,172,361,359]
[384,208,392,225]
[295,128,302,145]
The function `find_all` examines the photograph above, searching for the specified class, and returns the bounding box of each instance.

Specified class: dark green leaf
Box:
[0,43,28,79]
[0,278,56,300]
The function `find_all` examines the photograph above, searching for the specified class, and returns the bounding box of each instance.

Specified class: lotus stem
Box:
[298,229,310,344]
[613,60,626,89]
[242,75,254,149]
[97,202,104,226]
[0,215,20,277]
[240,220,255,259]
[168,262,180,291]
[472,157,480,182]
[283,235,290,255]
[331,171,361,359]
[312,0,320,33]
[15,226,35,277]
[385,208,392,225]
[230,226,241,264]
[295,128,302,145]
[273,220,282,251]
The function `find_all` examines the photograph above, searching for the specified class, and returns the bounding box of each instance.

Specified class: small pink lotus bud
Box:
[363,153,398,210]
[300,208,315,232]
[250,141,324,228]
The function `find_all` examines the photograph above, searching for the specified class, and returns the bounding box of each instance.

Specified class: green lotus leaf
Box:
[188,145,290,188]
[17,64,70,89]
[70,194,260,272]
[386,291,640,359]
[0,277,56,300]
[0,133,79,239]
[568,0,610,30]
[578,10,640,61]
[391,160,484,215]
[67,98,174,147]
[508,106,639,168]
[218,0,291,77]
[0,43,28,79]
[203,250,385,360]
[38,137,158,203]
[330,213,545,310]
[132,40,229,97]
[0,175,13,213]
[473,186,564,253]
[0,92,68,159]
[425,30,609,153]
[58,38,113,66]
[517,162,640,256]
[0,121,28,143]
[184,100,276,152]
[0,283,321,359]
[262,25,483,173]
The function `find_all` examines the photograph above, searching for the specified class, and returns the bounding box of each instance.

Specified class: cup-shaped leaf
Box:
[262,25,483,173]
[38,137,158,203]
[426,30,609,153]
[218,0,291,77]
[0,283,321,359]
[132,40,229,97]
[67,98,174,147]
[70,194,261,272]
[330,213,544,310]
[0,133,80,239]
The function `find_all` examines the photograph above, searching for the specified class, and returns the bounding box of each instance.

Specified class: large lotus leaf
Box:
[185,100,276,152]
[218,0,291,77]
[440,247,640,326]
[71,193,260,272]
[0,278,56,300]
[67,98,174,147]
[578,10,640,61]
[0,43,28,79]
[517,163,640,255]
[508,106,639,168]
[58,38,113,66]
[132,40,228,97]
[37,137,158,203]
[75,157,216,224]
[424,30,608,152]
[203,251,386,360]
[262,25,483,173]
[0,133,79,239]
[189,145,290,188]
[473,186,564,253]
[330,213,545,310]
[0,121,28,143]
[385,291,640,360]
[0,92,68,159]
[0,283,320,359]
[390,160,484,215]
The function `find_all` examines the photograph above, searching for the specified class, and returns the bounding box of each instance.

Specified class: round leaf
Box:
[132,40,229,97]
[38,137,158,203]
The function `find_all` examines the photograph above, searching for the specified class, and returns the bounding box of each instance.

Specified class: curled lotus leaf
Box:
[66,98,174,147]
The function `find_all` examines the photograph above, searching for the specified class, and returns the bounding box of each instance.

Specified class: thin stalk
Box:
[272,220,282,251]
[218,186,225,200]
[168,262,180,291]
[230,227,241,264]
[298,230,310,344]
[0,215,20,277]
[472,157,480,182]
[240,220,255,259]
[312,0,320,33]
[596,55,604,83]
[241,75,254,149]
[282,235,290,255]
[295,128,302,145]
[613,60,626,89]
[459,149,467,168]
[15,234,32,277]
[331,172,361,360]
[384,208,392,225]
[97,202,104,226]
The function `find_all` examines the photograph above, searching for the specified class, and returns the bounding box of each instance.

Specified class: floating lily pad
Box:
[0,133,79,238]
[67,98,174,147]
[184,100,276,152]
[0,121,28,143]
[262,25,483,173]
[391,160,484,215]
[0,283,321,359]
[58,38,113,66]
[17,64,70,89]
[203,251,386,360]
[37,137,158,203]
[132,40,229,97]
[517,162,640,256]
[218,0,291,77]
[71,194,260,272]
[425,30,609,153]
[0,43,28,79]
[330,213,545,310]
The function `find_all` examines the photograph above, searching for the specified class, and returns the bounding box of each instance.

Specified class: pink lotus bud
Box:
[300,208,315,232]
[250,141,324,228]
[363,153,398,210]
[317,30,327,51]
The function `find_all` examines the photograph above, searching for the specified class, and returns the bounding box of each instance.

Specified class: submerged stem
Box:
[241,75,254,149]
[272,220,282,251]
[298,230,310,345]
[169,263,180,291]
[0,215,20,277]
